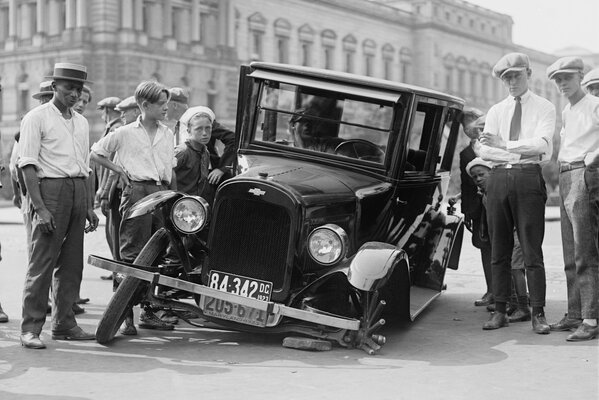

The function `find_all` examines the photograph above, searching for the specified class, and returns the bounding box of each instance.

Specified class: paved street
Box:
[0,204,596,400]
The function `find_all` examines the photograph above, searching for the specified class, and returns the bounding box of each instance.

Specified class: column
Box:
[191,0,200,43]
[36,0,46,34]
[8,0,17,37]
[48,0,61,35]
[217,0,228,46]
[163,0,172,37]
[65,0,76,29]
[134,0,143,31]
[121,0,134,30]
[20,2,32,39]
[75,0,88,28]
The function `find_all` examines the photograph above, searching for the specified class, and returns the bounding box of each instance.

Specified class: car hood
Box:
[236,154,390,204]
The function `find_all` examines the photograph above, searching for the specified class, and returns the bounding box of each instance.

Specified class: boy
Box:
[547,57,599,341]
[582,68,599,97]
[91,81,176,331]
[174,106,217,204]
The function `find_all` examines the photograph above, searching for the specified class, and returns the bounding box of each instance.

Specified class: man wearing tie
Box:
[477,53,556,333]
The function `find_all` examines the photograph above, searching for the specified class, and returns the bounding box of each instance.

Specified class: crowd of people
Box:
[0,54,598,349]
[0,62,235,349]
[455,53,599,341]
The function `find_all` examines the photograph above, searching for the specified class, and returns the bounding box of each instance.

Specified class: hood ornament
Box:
[248,188,266,196]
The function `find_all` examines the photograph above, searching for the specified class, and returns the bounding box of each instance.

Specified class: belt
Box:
[131,180,166,186]
[41,176,86,180]
[559,161,585,173]
[493,163,540,170]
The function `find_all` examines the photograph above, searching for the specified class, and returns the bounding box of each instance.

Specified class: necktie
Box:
[509,96,521,141]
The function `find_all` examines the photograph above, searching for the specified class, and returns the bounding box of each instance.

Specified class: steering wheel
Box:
[334,139,385,163]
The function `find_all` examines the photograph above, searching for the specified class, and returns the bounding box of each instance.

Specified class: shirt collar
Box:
[185,139,207,153]
[512,89,531,104]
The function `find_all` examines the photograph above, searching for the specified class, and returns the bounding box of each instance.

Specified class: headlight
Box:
[307,224,349,265]
[170,196,210,234]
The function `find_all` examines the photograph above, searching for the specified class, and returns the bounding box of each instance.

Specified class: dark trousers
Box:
[119,182,166,263]
[107,188,122,261]
[485,166,547,307]
[21,177,87,334]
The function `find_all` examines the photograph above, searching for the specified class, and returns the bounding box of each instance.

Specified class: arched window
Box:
[400,47,413,83]
[298,24,314,66]
[363,39,376,76]
[342,34,357,73]
[382,44,395,80]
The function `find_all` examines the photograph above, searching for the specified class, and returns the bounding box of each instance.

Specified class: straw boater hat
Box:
[45,62,92,83]
[32,80,54,100]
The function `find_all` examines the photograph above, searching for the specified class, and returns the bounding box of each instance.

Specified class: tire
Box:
[95,228,170,344]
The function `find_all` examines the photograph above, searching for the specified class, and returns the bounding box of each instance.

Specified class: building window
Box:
[470,72,477,98]
[382,44,395,81]
[400,47,412,83]
[446,68,453,91]
[365,56,373,76]
[321,29,337,70]
[248,12,267,61]
[18,75,29,116]
[276,36,289,63]
[342,34,357,73]
[300,41,311,66]
[274,18,291,64]
[363,39,376,77]
[298,24,314,67]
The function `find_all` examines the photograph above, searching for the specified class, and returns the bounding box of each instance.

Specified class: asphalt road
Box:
[0,205,596,400]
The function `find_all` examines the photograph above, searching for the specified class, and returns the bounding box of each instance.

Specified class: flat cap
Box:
[546,57,585,80]
[115,96,138,112]
[169,87,189,104]
[97,96,122,110]
[582,67,599,88]
[32,80,54,100]
[466,157,493,177]
[492,52,530,78]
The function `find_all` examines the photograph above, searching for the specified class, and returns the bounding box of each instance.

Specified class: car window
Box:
[405,102,444,173]
[253,82,394,164]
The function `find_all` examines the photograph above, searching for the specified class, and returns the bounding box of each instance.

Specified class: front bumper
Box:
[88,255,360,331]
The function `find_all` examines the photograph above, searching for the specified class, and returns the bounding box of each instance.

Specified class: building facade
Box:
[0,0,597,192]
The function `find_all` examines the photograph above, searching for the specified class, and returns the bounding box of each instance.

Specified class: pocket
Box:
[39,179,64,214]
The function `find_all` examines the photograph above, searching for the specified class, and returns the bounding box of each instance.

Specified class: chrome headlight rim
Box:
[307,224,349,266]
[170,195,210,234]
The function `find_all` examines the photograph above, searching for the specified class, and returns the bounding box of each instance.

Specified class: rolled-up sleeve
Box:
[18,112,43,170]
[91,129,121,158]
[506,102,555,157]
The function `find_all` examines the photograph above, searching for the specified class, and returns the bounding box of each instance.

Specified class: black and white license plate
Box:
[207,270,272,301]
[203,271,273,327]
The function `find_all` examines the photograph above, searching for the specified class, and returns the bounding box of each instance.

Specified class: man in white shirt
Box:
[18,63,99,349]
[477,53,556,334]
[547,57,599,341]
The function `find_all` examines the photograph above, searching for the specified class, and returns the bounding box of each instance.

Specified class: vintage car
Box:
[89,62,466,354]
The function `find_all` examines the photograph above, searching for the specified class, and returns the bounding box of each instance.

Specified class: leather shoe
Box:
[72,303,85,315]
[532,313,550,334]
[156,310,179,325]
[474,292,494,307]
[52,325,96,340]
[120,318,138,336]
[139,309,174,330]
[0,306,8,323]
[550,313,582,331]
[486,303,496,312]
[508,308,531,322]
[20,332,46,349]
[76,297,90,305]
[566,323,599,341]
[483,312,509,330]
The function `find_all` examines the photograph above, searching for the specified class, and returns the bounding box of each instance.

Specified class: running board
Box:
[409,286,442,321]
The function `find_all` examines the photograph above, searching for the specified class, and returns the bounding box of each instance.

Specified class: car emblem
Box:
[248,188,266,196]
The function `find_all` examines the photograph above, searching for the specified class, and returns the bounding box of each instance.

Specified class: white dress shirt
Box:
[91,116,175,184]
[558,94,599,163]
[478,90,556,166]
[18,102,90,178]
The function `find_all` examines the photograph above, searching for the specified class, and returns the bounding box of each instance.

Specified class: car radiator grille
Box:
[209,198,291,290]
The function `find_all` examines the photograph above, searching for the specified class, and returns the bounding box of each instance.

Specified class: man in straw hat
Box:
[17,62,99,349]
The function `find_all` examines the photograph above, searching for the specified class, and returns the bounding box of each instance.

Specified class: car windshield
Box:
[252,82,395,164]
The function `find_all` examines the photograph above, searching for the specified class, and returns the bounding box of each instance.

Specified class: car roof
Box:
[250,62,465,106]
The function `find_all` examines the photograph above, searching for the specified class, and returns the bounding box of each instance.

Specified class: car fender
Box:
[347,242,408,291]
[125,190,185,219]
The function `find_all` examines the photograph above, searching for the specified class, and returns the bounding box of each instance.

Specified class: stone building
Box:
[0,0,596,194]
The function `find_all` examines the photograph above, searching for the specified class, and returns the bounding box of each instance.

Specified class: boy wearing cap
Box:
[582,68,599,97]
[477,52,556,333]
[547,56,599,341]
[91,81,176,330]
[18,63,99,349]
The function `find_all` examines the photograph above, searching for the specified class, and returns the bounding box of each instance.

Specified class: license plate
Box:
[207,270,272,301]
[202,297,268,327]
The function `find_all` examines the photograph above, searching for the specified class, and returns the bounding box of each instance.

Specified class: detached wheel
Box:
[96,228,169,344]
